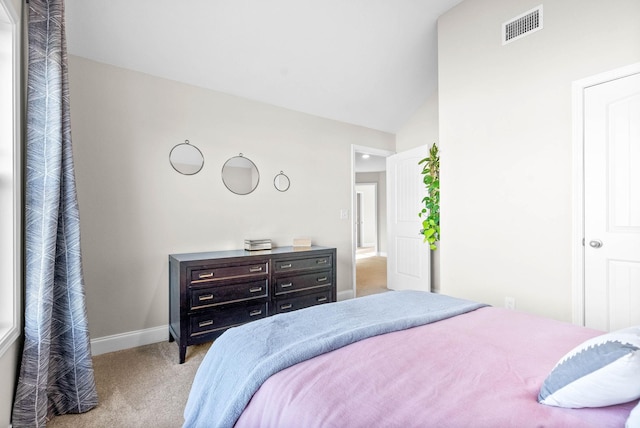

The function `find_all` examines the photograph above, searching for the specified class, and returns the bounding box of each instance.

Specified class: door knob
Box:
[589,240,603,249]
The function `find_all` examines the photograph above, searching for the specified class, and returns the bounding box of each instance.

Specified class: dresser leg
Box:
[168,332,175,342]
[179,344,187,364]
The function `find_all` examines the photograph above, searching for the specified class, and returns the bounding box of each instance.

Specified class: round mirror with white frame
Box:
[221,154,260,195]
[169,140,204,175]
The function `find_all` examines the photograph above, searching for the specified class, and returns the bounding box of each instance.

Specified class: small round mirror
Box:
[221,154,260,195]
[170,140,204,175]
[274,171,290,192]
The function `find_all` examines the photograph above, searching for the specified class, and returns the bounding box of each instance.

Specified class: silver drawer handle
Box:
[249,266,263,272]
[249,309,263,317]
[249,286,263,293]
[316,259,328,264]
[198,320,213,328]
[280,303,292,310]
[281,282,293,288]
[317,296,328,302]
[198,272,214,279]
[198,294,214,301]
[280,263,292,269]
[317,276,328,282]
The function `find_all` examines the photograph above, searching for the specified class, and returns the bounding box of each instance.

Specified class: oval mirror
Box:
[274,171,290,192]
[170,140,204,175]
[221,154,260,195]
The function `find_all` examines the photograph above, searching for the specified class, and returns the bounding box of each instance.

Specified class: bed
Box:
[183,291,639,428]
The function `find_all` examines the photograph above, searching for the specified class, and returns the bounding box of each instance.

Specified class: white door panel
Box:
[387,146,430,292]
[584,72,640,331]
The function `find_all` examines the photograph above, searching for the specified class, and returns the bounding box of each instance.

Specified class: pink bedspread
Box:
[236,306,636,427]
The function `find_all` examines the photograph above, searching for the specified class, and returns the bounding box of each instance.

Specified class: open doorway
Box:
[351,145,394,298]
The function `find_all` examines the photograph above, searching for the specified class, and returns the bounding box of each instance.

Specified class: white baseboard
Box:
[378,251,387,257]
[337,289,354,301]
[90,325,168,356]
[90,289,361,356]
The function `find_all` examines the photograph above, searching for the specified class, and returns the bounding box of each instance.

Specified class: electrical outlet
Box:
[340,209,349,220]
[505,296,516,310]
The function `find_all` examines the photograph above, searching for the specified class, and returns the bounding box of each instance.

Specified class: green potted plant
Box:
[419,143,440,250]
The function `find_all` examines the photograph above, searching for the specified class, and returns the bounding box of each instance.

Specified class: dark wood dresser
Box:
[169,246,336,363]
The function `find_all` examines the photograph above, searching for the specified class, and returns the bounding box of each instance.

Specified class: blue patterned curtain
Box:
[12,0,98,426]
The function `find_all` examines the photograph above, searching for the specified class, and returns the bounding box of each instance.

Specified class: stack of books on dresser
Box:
[293,238,311,247]
[244,239,272,251]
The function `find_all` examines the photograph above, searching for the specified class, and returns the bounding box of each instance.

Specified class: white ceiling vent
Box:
[502,5,543,45]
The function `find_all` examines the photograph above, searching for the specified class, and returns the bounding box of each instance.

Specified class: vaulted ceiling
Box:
[65,0,463,134]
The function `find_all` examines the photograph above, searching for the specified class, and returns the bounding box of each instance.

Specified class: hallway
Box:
[356,247,389,297]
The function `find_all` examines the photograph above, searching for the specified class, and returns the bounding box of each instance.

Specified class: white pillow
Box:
[628,401,640,428]
[538,325,640,408]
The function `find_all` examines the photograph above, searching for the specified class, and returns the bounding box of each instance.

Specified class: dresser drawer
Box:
[170,246,336,363]
[274,289,332,314]
[274,270,332,295]
[189,302,268,337]
[190,261,268,284]
[190,279,268,310]
[273,254,332,273]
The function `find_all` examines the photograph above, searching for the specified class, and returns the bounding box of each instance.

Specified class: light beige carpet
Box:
[48,340,211,428]
[356,255,389,297]
[46,259,386,427]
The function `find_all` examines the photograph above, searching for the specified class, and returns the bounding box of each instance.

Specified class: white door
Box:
[386,146,431,292]
[584,72,640,331]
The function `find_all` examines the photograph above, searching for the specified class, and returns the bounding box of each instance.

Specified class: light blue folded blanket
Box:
[183,290,487,428]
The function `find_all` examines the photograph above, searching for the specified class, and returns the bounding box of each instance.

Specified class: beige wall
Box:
[438,0,640,320]
[68,56,395,339]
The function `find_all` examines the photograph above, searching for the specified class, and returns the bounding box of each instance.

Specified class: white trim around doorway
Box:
[350,144,395,301]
